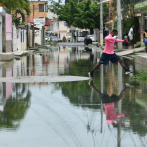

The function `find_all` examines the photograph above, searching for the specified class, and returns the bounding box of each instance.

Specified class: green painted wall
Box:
[141,9,147,14]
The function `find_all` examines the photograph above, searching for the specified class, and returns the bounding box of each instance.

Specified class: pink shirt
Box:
[103,34,124,54]
[104,102,126,124]
[124,38,129,43]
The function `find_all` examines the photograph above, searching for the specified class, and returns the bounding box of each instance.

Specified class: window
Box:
[64,22,67,26]
[39,4,44,12]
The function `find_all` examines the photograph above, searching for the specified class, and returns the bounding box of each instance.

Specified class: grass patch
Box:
[45,41,58,46]
[133,51,137,55]
[134,70,147,80]
[26,53,30,56]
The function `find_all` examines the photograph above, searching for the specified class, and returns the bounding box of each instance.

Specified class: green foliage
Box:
[134,70,147,81]
[1,0,31,26]
[121,0,141,16]
[122,17,140,43]
[114,20,117,29]
[50,0,109,29]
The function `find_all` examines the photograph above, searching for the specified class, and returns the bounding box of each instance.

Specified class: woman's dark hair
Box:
[145,29,147,32]
[112,29,118,33]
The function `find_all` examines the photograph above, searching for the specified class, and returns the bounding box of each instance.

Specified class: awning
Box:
[134,1,147,10]
[45,22,50,26]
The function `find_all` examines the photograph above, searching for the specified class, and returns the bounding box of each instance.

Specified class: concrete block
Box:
[0,53,14,61]
[135,54,147,70]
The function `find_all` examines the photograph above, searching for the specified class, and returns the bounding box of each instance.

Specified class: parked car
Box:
[45,36,49,41]
[50,36,57,41]
[78,34,95,42]
[58,37,62,42]
[51,36,62,42]
[78,36,85,42]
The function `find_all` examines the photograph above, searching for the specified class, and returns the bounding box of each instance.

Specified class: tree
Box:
[0,0,31,26]
[50,0,108,30]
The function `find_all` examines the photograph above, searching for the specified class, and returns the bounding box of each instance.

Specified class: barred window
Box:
[39,4,44,12]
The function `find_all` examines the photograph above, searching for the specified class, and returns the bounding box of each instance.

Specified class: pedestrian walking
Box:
[88,29,130,79]
[143,29,147,53]
[68,35,71,42]
[74,35,76,42]
[128,25,135,48]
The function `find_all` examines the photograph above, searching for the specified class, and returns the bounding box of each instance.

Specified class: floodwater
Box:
[0,46,147,147]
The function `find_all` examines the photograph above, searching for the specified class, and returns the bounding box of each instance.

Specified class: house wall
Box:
[30,1,47,18]
[12,25,27,51]
[0,15,2,53]
[52,21,68,39]
[12,25,21,52]
[5,13,12,52]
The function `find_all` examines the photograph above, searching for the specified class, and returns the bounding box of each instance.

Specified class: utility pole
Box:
[117,0,122,50]
[100,0,103,46]
[100,64,104,133]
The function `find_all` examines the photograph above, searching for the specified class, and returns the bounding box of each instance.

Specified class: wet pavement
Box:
[0,46,147,147]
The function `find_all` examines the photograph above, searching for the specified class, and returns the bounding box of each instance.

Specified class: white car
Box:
[78,34,95,42]
[87,35,95,42]
[45,36,50,41]
[78,36,85,42]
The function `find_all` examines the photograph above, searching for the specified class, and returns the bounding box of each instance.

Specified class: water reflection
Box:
[0,83,31,130]
[1,46,147,146]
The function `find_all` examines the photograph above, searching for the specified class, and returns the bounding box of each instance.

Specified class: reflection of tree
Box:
[0,83,31,129]
[122,92,147,137]
[59,81,101,108]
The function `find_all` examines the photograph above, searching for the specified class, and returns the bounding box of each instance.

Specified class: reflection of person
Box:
[143,29,147,53]
[128,25,135,48]
[89,81,129,127]
[88,29,130,79]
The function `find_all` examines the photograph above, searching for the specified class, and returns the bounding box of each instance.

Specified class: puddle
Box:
[0,46,147,147]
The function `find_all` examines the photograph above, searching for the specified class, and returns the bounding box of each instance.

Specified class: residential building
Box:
[0,7,6,55]
[52,20,68,39]
[12,24,27,52]
[29,1,49,30]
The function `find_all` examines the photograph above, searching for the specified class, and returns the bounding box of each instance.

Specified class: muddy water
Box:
[0,46,147,147]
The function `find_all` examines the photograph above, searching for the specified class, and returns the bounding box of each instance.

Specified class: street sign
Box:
[34,18,45,25]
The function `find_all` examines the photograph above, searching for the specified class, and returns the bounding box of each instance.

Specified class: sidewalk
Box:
[58,42,84,46]
[90,44,145,56]
[0,76,90,83]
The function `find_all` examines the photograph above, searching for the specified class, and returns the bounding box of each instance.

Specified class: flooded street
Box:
[0,46,147,147]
